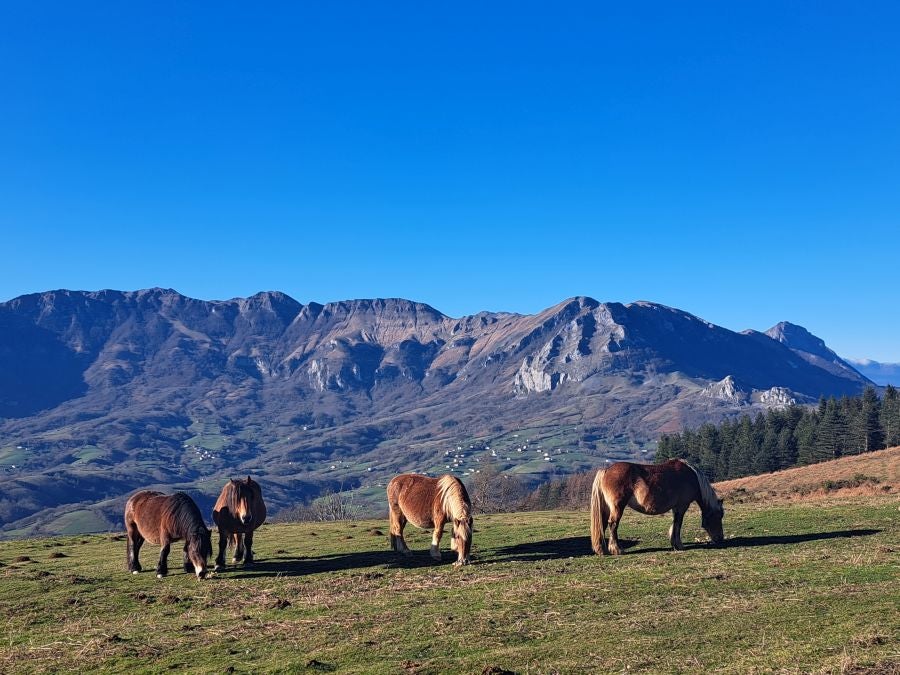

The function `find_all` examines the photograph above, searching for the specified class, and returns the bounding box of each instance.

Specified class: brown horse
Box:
[590,459,724,555]
[212,476,266,571]
[124,491,212,578]
[387,473,473,566]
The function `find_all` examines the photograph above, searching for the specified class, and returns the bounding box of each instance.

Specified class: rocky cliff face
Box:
[0,289,872,536]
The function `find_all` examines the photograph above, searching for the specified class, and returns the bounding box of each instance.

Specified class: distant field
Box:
[1,494,897,673]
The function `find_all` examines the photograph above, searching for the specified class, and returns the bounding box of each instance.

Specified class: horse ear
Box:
[247,475,252,483]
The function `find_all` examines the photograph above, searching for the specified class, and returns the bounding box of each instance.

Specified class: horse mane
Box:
[224,477,258,513]
[168,492,208,536]
[437,475,471,520]
[680,461,723,515]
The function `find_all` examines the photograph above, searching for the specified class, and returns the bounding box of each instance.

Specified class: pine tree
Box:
[795,412,818,465]
[857,386,884,453]
[881,385,900,447]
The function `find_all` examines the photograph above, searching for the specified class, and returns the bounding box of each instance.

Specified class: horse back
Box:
[387,474,440,528]
[124,490,168,544]
[603,460,699,514]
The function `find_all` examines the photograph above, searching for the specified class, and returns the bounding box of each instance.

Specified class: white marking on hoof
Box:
[156,573,163,579]
[132,570,139,575]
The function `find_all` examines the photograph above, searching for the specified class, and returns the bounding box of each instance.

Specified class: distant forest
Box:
[655,385,900,482]
[520,385,899,511]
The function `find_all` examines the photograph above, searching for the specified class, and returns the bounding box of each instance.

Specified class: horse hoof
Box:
[156,573,164,579]
[214,564,224,573]
[132,570,139,575]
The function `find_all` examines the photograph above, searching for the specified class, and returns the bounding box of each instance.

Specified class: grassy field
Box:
[1,496,897,674]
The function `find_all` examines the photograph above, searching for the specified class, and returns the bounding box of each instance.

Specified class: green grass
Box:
[1,500,897,673]
[0,446,29,466]
[72,445,106,465]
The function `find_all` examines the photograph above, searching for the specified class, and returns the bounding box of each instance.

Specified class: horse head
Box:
[701,499,726,546]
[187,526,213,579]
[452,515,474,565]
[230,477,257,526]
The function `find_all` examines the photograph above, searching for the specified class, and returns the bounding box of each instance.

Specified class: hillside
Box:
[0,289,872,536]
[1,496,896,673]
[715,445,900,503]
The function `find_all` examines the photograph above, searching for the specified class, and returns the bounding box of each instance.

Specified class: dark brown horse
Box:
[590,459,724,555]
[212,476,266,571]
[387,473,473,566]
[124,491,212,578]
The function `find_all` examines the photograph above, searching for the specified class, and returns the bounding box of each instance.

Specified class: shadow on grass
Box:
[224,548,459,578]
[489,528,882,561]
[222,529,883,575]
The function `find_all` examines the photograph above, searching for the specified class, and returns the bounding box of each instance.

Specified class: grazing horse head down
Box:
[590,459,725,556]
[438,475,473,564]
[124,491,212,579]
[689,463,725,545]
[387,473,474,566]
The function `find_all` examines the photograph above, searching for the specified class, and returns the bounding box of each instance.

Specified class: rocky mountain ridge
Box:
[0,288,872,536]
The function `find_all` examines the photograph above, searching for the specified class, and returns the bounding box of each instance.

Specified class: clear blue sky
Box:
[2,3,898,361]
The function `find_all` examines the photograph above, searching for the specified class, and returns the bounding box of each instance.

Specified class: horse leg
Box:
[669,506,687,551]
[232,533,244,563]
[389,508,412,556]
[127,527,144,573]
[156,537,171,578]
[243,530,255,566]
[215,528,228,571]
[183,543,192,573]
[430,517,445,561]
[607,499,628,555]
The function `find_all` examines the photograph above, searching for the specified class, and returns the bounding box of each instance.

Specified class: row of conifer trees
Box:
[654,385,900,481]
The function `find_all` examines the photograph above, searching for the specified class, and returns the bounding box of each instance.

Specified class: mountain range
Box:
[0,288,872,537]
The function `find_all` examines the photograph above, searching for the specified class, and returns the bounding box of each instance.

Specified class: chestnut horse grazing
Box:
[124,491,213,578]
[212,476,266,571]
[590,459,724,555]
[387,473,473,566]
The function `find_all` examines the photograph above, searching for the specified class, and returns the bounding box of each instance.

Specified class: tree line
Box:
[655,385,900,482]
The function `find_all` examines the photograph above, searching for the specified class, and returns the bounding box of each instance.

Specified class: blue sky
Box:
[2,3,898,361]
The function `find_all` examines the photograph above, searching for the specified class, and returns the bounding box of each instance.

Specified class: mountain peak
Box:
[764,321,869,385]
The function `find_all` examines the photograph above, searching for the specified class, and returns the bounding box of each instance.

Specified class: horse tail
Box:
[590,468,608,555]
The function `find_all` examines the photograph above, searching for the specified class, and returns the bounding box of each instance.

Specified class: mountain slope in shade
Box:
[759,321,869,384]
[0,289,872,537]
[845,359,900,386]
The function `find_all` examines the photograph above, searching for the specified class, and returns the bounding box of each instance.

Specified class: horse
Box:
[590,459,725,555]
[212,476,267,571]
[124,491,213,579]
[387,473,473,566]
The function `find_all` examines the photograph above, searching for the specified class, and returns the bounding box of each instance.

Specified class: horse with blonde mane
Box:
[212,476,266,571]
[387,473,473,566]
[590,459,724,555]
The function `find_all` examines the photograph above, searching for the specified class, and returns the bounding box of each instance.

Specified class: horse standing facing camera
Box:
[124,491,212,579]
[387,473,473,566]
[212,476,266,571]
[590,459,725,555]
